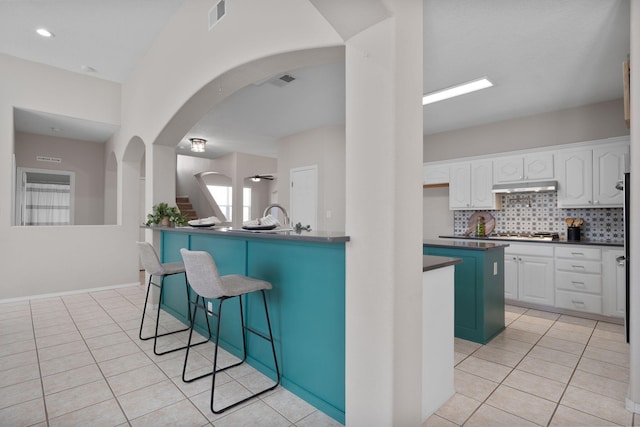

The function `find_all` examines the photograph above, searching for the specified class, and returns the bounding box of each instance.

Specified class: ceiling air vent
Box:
[209,0,226,30]
[269,74,296,87]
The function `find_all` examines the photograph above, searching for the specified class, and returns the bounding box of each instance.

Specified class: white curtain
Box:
[23,182,71,225]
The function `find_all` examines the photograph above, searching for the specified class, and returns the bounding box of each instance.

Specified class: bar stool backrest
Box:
[180,249,225,299]
[137,242,165,276]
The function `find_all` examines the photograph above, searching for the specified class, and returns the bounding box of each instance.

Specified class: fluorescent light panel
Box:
[423,77,493,105]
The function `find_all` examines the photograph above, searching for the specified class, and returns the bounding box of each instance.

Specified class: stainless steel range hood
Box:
[491,180,557,194]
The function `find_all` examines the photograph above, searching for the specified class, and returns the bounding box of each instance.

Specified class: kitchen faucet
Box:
[263,203,290,225]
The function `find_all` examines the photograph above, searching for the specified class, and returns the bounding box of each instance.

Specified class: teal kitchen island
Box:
[154,227,348,423]
[423,239,508,344]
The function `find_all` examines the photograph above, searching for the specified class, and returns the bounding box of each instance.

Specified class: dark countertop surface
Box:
[146,225,350,243]
[423,239,509,251]
[439,235,623,247]
[423,255,462,272]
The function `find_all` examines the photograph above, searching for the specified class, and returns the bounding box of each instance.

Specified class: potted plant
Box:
[145,202,188,227]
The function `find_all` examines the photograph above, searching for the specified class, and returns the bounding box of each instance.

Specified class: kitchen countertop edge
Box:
[423,238,509,251]
[423,255,462,272]
[439,235,623,247]
[143,225,350,243]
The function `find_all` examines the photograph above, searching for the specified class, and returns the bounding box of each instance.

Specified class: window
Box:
[243,187,252,221]
[207,185,232,221]
[15,167,75,226]
[206,185,252,222]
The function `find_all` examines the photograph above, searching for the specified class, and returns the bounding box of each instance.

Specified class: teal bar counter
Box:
[423,239,508,344]
[156,227,348,423]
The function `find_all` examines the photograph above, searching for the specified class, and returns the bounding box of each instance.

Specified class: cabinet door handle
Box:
[512,257,518,261]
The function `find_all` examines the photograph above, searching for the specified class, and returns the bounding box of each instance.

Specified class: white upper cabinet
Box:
[494,153,554,183]
[449,160,497,210]
[471,160,495,209]
[556,149,593,207]
[556,142,628,208]
[423,164,450,185]
[449,163,472,209]
[593,144,628,206]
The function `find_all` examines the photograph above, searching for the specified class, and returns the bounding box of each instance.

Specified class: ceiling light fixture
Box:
[189,138,207,153]
[250,177,261,182]
[36,28,54,38]
[422,77,493,105]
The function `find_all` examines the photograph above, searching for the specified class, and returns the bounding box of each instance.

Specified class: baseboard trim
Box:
[505,299,624,325]
[0,282,141,304]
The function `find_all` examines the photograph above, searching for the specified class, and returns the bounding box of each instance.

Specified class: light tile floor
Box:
[2,281,639,427]
[425,305,639,427]
[0,280,342,427]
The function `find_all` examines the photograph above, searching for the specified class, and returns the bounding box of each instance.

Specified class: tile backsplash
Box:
[453,192,624,241]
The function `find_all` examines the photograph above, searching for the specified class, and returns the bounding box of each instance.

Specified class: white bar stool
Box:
[137,242,210,355]
[180,248,280,414]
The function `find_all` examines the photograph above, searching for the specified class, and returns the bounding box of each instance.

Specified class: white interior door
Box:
[290,165,317,230]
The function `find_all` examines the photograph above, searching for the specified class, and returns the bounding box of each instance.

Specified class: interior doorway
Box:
[290,165,317,230]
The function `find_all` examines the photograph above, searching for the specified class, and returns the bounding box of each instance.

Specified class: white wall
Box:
[424,99,630,162]
[0,54,127,300]
[423,186,453,239]
[277,125,346,232]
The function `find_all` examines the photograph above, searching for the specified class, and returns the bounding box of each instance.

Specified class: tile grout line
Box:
[28,299,50,427]
[542,316,597,427]
[457,307,548,426]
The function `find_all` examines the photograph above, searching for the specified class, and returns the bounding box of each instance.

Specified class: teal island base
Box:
[423,240,506,344]
[157,228,346,423]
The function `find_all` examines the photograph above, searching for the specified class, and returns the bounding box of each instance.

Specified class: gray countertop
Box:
[147,225,350,243]
[423,255,462,272]
[439,235,623,247]
[423,239,509,251]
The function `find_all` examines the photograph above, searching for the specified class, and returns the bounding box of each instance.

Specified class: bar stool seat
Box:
[180,248,280,414]
[137,242,210,355]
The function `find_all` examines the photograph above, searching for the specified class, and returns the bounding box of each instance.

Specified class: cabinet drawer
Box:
[555,290,602,314]
[555,246,601,261]
[505,244,554,257]
[555,271,602,294]
[555,259,602,274]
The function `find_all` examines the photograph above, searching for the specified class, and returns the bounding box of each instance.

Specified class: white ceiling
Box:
[2,0,630,157]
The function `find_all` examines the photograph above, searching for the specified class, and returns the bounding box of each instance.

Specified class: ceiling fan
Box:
[249,174,275,182]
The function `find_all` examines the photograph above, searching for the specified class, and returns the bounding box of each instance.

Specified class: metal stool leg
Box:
[209,291,280,414]
[139,272,209,356]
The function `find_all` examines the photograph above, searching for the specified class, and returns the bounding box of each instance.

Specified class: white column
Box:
[145,143,178,303]
[345,1,423,425]
[626,0,640,414]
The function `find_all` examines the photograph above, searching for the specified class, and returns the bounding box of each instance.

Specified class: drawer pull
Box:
[571,281,586,288]
[571,265,585,269]
[571,300,586,306]
[571,252,585,256]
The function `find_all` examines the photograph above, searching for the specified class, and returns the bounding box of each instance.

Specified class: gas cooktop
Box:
[487,232,559,241]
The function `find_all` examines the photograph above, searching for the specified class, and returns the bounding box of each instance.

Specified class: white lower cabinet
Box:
[554,246,603,314]
[504,244,554,305]
[503,243,624,318]
[603,248,626,318]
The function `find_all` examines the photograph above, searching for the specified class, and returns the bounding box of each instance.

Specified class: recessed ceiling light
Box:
[422,77,493,105]
[36,28,54,38]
